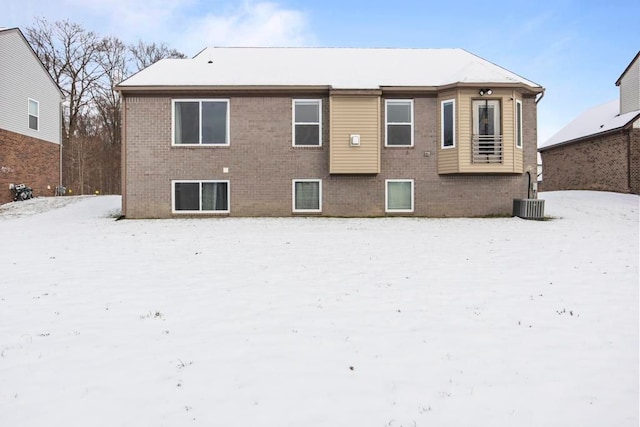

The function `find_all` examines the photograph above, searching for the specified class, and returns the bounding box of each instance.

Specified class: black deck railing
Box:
[472,135,503,163]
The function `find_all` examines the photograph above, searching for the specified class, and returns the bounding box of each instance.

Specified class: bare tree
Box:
[25,19,186,195]
[26,18,105,142]
[92,37,129,193]
[26,18,107,194]
[130,40,187,71]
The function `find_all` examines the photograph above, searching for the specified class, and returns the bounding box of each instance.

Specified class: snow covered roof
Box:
[539,100,640,150]
[117,47,542,91]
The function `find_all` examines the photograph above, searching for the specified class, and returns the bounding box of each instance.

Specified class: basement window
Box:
[173,99,229,145]
[172,180,229,213]
[386,179,414,213]
[292,179,322,212]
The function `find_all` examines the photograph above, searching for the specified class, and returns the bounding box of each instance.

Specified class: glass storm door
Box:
[472,99,502,162]
[473,100,501,138]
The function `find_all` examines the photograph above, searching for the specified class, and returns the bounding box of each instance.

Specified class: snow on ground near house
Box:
[0,191,637,427]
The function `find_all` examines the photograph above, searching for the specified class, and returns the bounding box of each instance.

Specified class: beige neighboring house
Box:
[0,27,63,203]
[539,51,640,195]
[116,47,544,218]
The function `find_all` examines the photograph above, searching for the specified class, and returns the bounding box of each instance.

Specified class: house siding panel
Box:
[329,96,380,174]
[0,30,61,144]
[438,89,526,174]
[619,56,639,115]
[123,93,537,218]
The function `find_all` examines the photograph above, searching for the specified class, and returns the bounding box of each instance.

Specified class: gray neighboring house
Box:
[116,47,544,218]
[539,51,640,195]
[0,27,63,203]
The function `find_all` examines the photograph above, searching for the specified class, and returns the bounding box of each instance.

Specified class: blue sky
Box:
[5,0,640,143]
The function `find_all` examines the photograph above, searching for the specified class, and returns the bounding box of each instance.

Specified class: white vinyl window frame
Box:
[171,99,230,146]
[515,99,523,149]
[171,180,230,214]
[385,179,414,213]
[385,99,414,147]
[292,179,322,213]
[28,98,39,131]
[292,99,322,147]
[441,98,455,149]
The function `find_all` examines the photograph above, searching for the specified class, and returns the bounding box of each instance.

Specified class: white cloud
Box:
[179,1,312,52]
[69,0,314,53]
[7,0,313,56]
[63,0,194,41]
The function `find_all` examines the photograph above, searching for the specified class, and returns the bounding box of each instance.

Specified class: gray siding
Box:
[619,55,639,115]
[0,29,61,144]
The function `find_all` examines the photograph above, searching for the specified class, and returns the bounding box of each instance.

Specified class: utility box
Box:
[513,198,545,220]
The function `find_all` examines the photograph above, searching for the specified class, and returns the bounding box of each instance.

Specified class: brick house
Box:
[539,51,640,195]
[0,27,63,203]
[116,47,544,218]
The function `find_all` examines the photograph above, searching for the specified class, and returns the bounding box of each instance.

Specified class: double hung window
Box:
[173,180,229,213]
[293,100,322,146]
[385,100,413,146]
[28,99,39,131]
[173,99,229,145]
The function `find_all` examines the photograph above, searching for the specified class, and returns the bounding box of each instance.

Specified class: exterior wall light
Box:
[479,88,493,96]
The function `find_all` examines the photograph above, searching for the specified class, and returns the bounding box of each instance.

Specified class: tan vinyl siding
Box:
[0,30,62,144]
[439,88,523,174]
[329,95,380,174]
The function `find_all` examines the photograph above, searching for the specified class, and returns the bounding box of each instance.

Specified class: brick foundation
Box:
[0,128,60,203]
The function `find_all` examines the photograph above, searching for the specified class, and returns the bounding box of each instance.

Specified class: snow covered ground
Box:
[0,191,637,427]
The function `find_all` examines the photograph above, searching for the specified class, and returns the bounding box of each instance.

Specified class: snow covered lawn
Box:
[0,191,637,426]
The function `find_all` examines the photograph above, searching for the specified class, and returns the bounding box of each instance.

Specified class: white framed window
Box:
[292,179,322,212]
[515,99,523,149]
[172,180,230,213]
[441,99,455,148]
[28,98,39,131]
[385,99,413,147]
[385,179,414,213]
[172,99,229,145]
[293,99,322,146]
